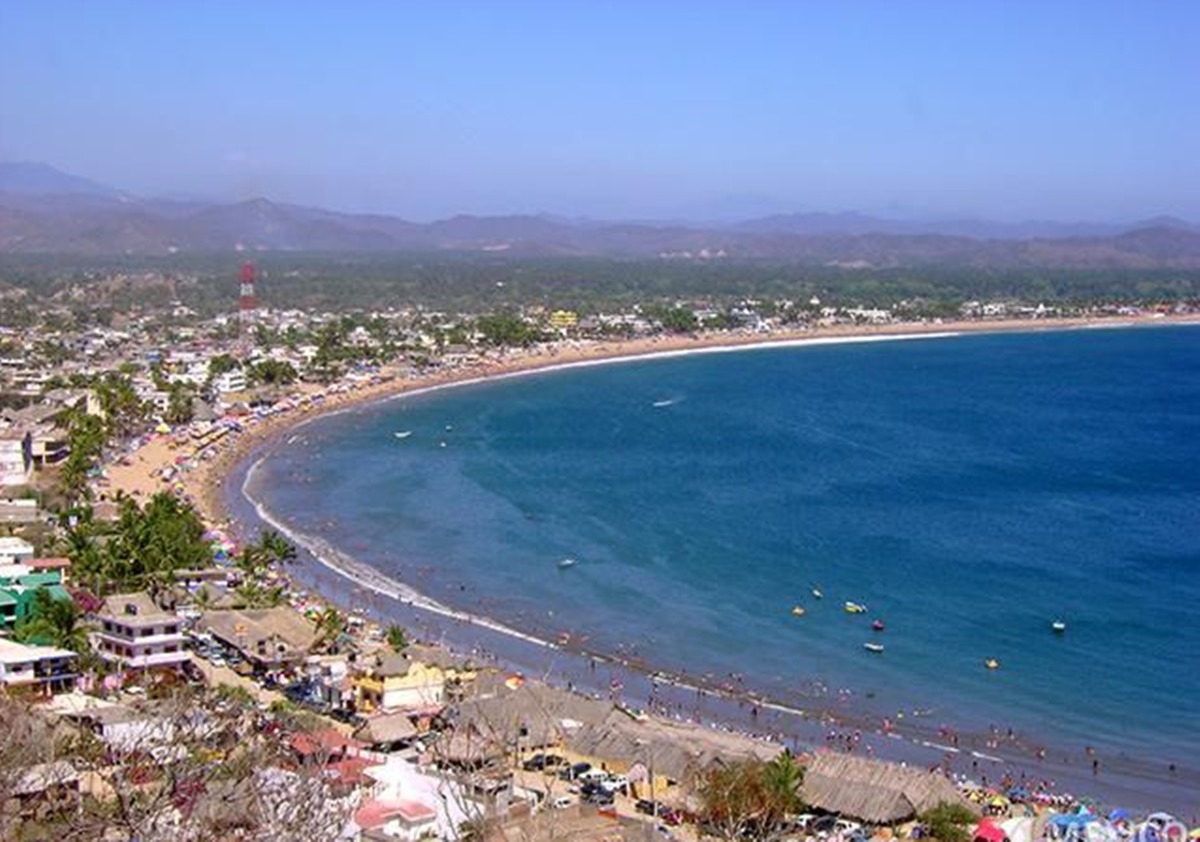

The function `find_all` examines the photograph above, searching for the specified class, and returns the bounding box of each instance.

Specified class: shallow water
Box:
[249,326,1200,782]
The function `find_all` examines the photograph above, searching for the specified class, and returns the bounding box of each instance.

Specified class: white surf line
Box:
[971,750,1004,762]
[920,740,961,754]
[241,457,553,650]
[355,331,968,414]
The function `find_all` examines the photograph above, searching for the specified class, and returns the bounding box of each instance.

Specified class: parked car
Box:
[523,753,565,772]
[559,762,592,781]
[577,768,608,785]
[551,794,575,810]
[584,788,614,806]
[601,773,630,793]
[522,753,549,771]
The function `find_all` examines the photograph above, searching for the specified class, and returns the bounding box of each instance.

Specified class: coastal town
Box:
[0,266,1196,840]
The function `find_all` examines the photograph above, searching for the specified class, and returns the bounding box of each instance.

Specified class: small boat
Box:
[812,587,823,599]
[791,605,806,617]
[863,643,884,653]
[844,601,867,614]
[652,399,676,408]
[393,431,412,439]
[872,619,885,632]
[1051,620,1066,633]
[984,658,1001,670]
[558,558,577,569]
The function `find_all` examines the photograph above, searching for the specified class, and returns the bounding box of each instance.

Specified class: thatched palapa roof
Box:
[567,709,780,783]
[801,753,978,824]
[355,711,419,745]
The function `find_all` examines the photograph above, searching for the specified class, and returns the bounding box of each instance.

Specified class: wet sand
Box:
[107,312,1200,816]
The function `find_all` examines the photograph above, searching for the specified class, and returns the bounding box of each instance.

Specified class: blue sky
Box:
[1,1,1196,221]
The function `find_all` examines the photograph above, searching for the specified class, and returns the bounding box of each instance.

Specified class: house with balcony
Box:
[92,593,188,671]
[0,638,78,694]
[355,651,452,715]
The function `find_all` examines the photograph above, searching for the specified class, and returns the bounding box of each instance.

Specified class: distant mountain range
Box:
[2,162,1199,268]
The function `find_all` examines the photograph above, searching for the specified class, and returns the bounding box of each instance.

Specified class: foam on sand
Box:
[241,456,552,650]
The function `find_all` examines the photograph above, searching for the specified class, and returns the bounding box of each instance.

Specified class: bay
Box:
[250,326,1200,772]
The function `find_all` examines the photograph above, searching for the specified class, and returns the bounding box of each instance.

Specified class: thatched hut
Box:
[801,754,978,824]
[567,709,779,783]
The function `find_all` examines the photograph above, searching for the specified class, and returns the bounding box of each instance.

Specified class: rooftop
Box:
[0,637,76,664]
[97,592,177,627]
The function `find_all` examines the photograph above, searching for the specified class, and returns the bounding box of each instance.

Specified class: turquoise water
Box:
[250,326,1200,771]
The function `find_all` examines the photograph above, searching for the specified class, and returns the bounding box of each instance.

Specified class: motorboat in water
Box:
[984,658,1001,670]
[812,587,823,599]
[844,601,867,614]
[558,558,577,569]
[1051,620,1066,633]
[872,619,885,632]
[791,605,806,617]
[863,643,884,653]
[393,431,412,439]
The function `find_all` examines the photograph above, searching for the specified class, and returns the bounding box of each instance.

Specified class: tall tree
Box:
[13,589,89,654]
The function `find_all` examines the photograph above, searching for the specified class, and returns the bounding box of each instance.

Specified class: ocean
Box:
[239,325,1200,809]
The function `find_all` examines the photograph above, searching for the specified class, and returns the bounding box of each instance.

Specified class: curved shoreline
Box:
[111,313,1200,815]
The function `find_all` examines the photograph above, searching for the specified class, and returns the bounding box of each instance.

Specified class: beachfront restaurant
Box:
[801,753,980,824]
[198,606,319,672]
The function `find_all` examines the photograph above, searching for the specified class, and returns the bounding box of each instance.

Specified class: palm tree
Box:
[385,624,408,652]
[311,607,347,654]
[257,529,297,567]
[763,750,804,815]
[14,589,89,654]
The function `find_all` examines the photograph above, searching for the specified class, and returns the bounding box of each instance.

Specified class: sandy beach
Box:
[103,312,1200,527]
[99,311,1200,816]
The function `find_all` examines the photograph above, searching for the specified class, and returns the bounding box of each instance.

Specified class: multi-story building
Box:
[0,430,33,487]
[355,652,448,714]
[0,638,77,694]
[93,593,188,671]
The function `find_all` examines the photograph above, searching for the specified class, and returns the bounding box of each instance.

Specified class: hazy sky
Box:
[1,1,1197,221]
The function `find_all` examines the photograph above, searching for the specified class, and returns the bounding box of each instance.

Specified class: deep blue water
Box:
[251,326,1200,769]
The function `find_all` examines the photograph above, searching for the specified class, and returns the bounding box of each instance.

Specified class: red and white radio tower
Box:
[238,261,257,328]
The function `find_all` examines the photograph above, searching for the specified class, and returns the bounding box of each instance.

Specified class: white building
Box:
[0,430,33,487]
[93,593,188,671]
[351,757,471,841]
[212,369,248,394]
[0,536,35,563]
[0,638,77,693]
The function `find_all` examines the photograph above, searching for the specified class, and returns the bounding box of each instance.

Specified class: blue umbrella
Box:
[1110,810,1132,823]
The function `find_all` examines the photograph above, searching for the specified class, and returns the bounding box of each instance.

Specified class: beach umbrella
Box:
[975,819,1009,842]
[1051,814,1098,830]
[1110,811,1132,824]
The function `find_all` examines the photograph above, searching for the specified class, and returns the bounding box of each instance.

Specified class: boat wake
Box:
[241,456,551,650]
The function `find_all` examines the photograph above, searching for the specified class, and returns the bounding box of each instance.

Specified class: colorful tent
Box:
[975,819,1009,842]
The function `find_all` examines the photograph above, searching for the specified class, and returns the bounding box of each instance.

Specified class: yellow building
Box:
[548,310,578,330]
[356,652,472,713]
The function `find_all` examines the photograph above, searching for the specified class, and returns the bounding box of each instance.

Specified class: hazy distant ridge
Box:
[1,162,1199,267]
